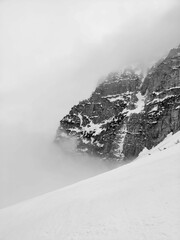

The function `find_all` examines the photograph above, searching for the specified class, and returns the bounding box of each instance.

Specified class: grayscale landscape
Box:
[0,0,180,239]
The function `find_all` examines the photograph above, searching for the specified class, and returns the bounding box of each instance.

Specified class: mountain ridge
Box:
[55,45,180,161]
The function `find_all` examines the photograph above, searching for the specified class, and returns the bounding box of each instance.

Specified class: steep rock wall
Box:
[55,45,180,161]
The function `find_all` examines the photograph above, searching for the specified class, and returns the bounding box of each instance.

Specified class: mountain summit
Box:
[55,45,180,161]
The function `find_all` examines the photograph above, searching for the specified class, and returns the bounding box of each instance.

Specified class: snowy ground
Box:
[0,132,180,240]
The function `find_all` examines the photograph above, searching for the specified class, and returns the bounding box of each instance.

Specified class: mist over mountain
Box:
[1,0,180,209]
[0,2,180,239]
[55,45,180,161]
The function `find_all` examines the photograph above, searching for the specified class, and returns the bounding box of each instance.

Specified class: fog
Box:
[0,126,115,208]
[1,0,180,208]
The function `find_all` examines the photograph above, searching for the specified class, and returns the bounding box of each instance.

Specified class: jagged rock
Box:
[141,45,180,96]
[55,45,180,161]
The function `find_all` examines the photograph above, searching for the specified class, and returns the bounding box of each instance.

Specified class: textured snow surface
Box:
[0,132,180,240]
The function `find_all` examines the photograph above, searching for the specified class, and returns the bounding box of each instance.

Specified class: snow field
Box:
[0,132,180,240]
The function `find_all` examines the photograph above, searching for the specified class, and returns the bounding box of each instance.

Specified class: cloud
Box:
[0,126,113,208]
[0,0,180,207]
[75,0,180,74]
[1,0,179,137]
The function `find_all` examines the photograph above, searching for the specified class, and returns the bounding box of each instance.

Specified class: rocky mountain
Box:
[55,45,180,161]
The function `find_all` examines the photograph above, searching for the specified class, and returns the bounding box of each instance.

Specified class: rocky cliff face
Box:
[55,45,180,161]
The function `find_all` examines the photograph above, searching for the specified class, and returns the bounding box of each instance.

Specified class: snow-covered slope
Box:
[0,132,180,240]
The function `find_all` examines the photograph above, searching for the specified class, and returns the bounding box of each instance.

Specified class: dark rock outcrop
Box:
[55,45,180,161]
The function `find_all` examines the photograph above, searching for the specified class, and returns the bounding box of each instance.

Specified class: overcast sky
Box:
[1,0,180,135]
[1,0,180,208]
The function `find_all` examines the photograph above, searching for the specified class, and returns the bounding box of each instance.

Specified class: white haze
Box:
[0,126,115,208]
[0,0,180,208]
